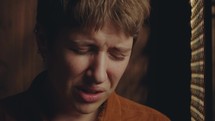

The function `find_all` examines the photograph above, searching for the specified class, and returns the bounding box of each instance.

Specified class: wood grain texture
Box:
[0,0,43,99]
[190,0,206,120]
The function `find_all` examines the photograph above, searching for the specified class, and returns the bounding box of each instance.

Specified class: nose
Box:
[87,52,107,84]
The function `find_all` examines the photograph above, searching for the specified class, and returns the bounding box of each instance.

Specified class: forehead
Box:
[60,22,133,44]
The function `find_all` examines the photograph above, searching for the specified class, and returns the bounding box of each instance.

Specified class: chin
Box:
[75,102,101,114]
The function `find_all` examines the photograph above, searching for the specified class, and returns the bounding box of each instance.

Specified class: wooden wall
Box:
[0,0,43,99]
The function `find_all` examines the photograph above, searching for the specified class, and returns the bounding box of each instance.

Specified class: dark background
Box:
[145,0,191,120]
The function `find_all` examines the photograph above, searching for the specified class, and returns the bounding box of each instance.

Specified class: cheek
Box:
[64,54,90,78]
[58,54,90,93]
[48,52,90,83]
[108,59,130,88]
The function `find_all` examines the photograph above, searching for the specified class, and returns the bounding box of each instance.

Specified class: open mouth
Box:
[79,87,102,94]
[75,86,105,103]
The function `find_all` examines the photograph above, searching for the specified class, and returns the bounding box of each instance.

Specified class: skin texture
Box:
[39,22,134,121]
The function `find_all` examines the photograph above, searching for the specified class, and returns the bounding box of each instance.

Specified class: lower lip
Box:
[76,89,103,103]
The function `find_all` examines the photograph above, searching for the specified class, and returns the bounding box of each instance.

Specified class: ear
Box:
[35,24,48,60]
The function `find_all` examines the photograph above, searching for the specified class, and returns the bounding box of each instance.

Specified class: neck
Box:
[51,110,99,121]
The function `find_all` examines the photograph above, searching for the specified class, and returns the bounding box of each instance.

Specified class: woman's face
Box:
[45,22,133,115]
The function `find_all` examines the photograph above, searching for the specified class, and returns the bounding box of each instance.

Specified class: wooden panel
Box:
[190,0,213,120]
[0,0,43,99]
[190,0,205,121]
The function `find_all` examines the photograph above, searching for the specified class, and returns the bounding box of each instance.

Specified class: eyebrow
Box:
[67,39,94,45]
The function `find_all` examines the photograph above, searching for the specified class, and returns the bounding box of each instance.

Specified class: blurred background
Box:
[0,0,214,121]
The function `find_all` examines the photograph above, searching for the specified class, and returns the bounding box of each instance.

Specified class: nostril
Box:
[85,67,107,84]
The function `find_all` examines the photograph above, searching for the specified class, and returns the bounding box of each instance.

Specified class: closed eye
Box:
[108,47,131,61]
[109,52,126,61]
[69,45,90,55]
[67,41,98,55]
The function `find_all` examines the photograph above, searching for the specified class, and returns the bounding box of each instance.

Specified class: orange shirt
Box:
[0,92,170,121]
[98,92,170,121]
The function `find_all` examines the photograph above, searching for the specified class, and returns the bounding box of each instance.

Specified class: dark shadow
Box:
[144,0,192,121]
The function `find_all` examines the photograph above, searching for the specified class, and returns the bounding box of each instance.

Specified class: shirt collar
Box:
[97,92,122,121]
